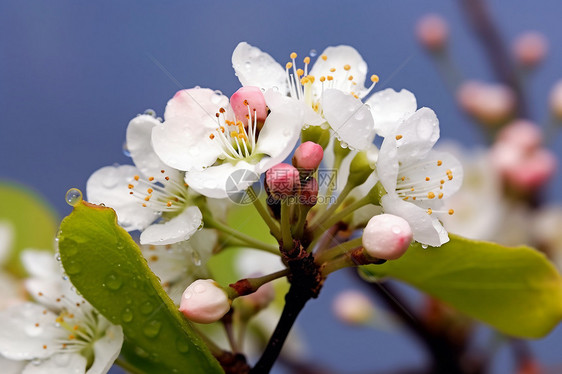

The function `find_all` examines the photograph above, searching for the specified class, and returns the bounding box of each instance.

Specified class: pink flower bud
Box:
[549,80,562,120]
[230,86,268,123]
[505,148,557,191]
[512,31,548,68]
[292,141,324,172]
[333,290,374,325]
[416,14,449,51]
[265,163,300,198]
[179,279,231,324]
[299,177,319,207]
[362,214,413,260]
[457,81,516,126]
[497,120,542,152]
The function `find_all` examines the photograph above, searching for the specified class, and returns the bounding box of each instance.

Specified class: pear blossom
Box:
[0,250,123,374]
[179,279,231,324]
[152,87,304,198]
[362,214,413,260]
[87,114,203,245]
[232,42,379,150]
[376,107,463,246]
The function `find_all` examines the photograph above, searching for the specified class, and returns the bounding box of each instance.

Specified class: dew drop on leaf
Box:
[65,188,83,207]
[140,301,154,315]
[176,337,190,353]
[105,273,123,291]
[121,307,133,323]
[143,320,162,338]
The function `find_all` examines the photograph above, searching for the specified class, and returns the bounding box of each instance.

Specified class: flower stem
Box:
[228,268,290,298]
[280,199,294,251]
[312,194,371,238]
[249,187,282,240]
[309,183,353,232]
[315,237,363,264]
[205,217,279,255]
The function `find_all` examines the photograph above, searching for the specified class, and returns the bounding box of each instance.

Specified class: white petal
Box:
[394,107,440,163]
[366,88,417,138]
[0,303,67,361]
[310,45,368,95]
[185,161,258,199]
[254,91,303,170]
[0,272,26,309]
[375,136,400,194]
[152,115,222,172]
[0,355,26,374]
[164,87,228,121]
[86,165,159,231]
[21,250,58,280]
[86,325,123,374]
[232,42,288,95]
[126,115,182,183]
[23,353,87,374]
[381,195,449,246]
[140,206,203,246]
[322,89,375,150]
[303,106,325,128]
[0,221,14,265]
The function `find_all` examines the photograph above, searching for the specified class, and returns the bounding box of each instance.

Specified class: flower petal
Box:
[254,91,303,170]
[375,136,400,194]
[185,161,258,199]
[366,88,417,138]
[21,250,58,280]
[22,353,87,374]
[0,355,26,374]
[394,107,440,163]
[126,115,182,183]
[86,165,159,231]
[86,324,123,374]
[322,89,375,150]
[164,87,228,121]
[0,221,14,265]
[310,45,368,96]
[381,195,449,246]
[232,42,288,95]
[140,206,203,246]
[0,303,67,361]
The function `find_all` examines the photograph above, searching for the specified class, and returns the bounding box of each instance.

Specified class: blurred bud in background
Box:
[457,81,516,126]
[512,31,548,68]
[333,290,375,326]
[416,14,449,52]
[549,80,562,120]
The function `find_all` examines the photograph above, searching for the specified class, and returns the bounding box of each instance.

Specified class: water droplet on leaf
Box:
[121,308,133,323]
[65,188,82,207]
[143,320,162,338]
[105,273,123,291]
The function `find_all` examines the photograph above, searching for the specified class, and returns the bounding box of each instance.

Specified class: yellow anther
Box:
[413,197,417,200]
[148,176,154,181]
[290,52,297,59]
[144,196,151,201]
[401,176,405,181]
[165,176,169,181]
[286,62,293,69]
[147,188,153,194]
[427,208,433,215]
[395,135,403,140]
[303,57,310,64]
[327,76,334,81]
[243,99,249,106]
[425,177,430,181]
[370,74,379,82]
[150,255,159,262]
[167,201,172,207]
[128,184,134,189]
[297,69,304,76]
[134,175,140,181]
[319,76,326,82]
[427,192,436,199]
[403,196,410,200]
[43,345,47,349]
[438,192,444,199]
[440,179,445,184]
[300,77,309,85]
[308,75,315,83]
[410,187,415,192]
[343,64,351,71]
[329,67,336,72]
[160,169,165,173]
[437,160,443,166]
[209,134,215,140]
[348,75,354,81]
[219,126,225,133]
[230,131,238,138]
[219,107,225,113]
[448,209,455,215]
[321,54,327,61]
[73,325,79,331]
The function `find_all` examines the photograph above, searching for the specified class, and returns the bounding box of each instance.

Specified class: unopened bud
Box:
[512,31,548,68]
[497,120,542,152]
[333,290,375,325]
[299,177,319,207]
[265,163,300,199]
[230,86,268,123]
[505,148,557,191]
[347,151,375,187]
[362,214,412,260]
[292,141,324,172]
[457,81,516,126]
[416,14,448,51]
[179,279,231,324]
[549,80,562,120]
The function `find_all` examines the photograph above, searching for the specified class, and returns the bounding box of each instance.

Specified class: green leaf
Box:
[58,201,223,374]
[0,182,58,276]
[360,234,562,338]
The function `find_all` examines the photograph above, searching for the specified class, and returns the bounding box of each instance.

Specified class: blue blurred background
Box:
[2,1,562,372]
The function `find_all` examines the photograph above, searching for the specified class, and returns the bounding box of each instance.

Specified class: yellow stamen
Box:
[343,64,351,71]
[290,52,297,59]
[395,135,403,140]
[427,192,435,199]
[370,75,379,82]
[321,54,327,61]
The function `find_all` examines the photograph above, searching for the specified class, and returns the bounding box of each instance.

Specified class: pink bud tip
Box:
[266,163,300,198]
[293,141,324,171]
[362,214,413,260]
[333,290,374,325]
[457,81,516,126]
[512,31,548,68]
[230,86,268,123]
[497,120,542,152]
[549,80,562,120]
[505,148,557,191]
[416,14,448,51]
[179,279,231,324]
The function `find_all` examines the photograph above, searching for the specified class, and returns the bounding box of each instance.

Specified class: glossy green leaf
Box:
[360,234,562,338]
[0,182,58,276]
[58,201,223,374]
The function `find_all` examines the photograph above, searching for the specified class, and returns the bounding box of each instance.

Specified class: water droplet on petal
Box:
[245,61,251,69]
[122,141,131,157]
[309,49,317,57]
[144,109,157,118]
[421,244,428,249]
[65,188,83,207]
[392,226,401,234]
[55,253,61,262]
